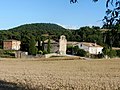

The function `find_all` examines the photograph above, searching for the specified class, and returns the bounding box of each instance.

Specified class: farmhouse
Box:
[3,40,21,50]
[77,42,103,55]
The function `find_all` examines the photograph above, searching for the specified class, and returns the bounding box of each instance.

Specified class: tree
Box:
[71,0,120,27]
[36,36,42,51]
[102,47,117,58]
[70,0,78,3]
[73,46,79,54]
[20,35,30,52]
[47,37,51,53]
[102,0,120,27]
[28,37,37,55]
[102,47,109,56]
[105,49,117,58]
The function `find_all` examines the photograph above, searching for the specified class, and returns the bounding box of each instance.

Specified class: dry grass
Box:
[0,58,120,90]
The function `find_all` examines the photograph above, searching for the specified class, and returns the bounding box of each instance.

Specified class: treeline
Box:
[0,23,120,50]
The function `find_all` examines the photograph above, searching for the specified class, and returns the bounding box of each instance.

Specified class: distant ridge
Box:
[0,23,73,42]
[8,23,67,31]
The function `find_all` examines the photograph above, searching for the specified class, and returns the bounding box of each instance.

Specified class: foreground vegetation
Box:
[0,58,120,90]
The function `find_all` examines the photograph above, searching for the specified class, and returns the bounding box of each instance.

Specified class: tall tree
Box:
[47,37,51,53]
[28,37,37,55]
[36,36,42,51]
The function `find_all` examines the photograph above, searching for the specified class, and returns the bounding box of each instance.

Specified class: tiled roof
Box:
[80,42,103,47]
[3,40,21,42]
[112,47,120,50]
[44,39,58,43]
[67,41,79,46]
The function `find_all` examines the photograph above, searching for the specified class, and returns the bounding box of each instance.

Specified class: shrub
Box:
[108,49,117,58]
[73,46,79,54]
[37,50,43,54]
[102,47,109,55]
[102,47,117,58]
[98,53,104,58]
[67,45,74,54]
[77,49,86,57]
[116,50,120,57]
[0,50,4,56]
[43,50,48,55]
[4,50,15,55]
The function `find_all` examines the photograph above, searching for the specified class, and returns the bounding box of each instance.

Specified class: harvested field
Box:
[0,58,120,90]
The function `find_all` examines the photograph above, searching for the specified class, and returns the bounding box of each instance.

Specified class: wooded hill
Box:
[0,23,73,41]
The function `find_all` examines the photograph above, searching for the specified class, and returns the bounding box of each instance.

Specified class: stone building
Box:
[35,35,67,54]
[59,35,67,55]
[3,40,21,50]
[44,39,59,53]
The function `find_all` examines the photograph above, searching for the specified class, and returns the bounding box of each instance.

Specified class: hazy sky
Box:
[0,0,106,29]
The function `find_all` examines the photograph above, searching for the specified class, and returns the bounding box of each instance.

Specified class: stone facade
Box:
[43,39,59,53]
[3,40,21,50]
[35,35,67,55]
[59,35,67,55]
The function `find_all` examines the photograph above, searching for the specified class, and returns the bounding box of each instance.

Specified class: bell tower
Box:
[59,35,67,55]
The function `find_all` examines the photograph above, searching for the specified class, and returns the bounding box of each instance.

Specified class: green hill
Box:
[0,23,74,41]
[9,23,66,32]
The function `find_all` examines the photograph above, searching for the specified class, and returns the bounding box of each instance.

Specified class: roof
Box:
[3,40,21,42]
[44,39,58,44]
[80,42,103,47]
[35,39,58,46]
[67,41,79,46]
[112,47,120,50]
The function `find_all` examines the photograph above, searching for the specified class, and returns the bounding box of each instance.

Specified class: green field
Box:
[0,58,120,90]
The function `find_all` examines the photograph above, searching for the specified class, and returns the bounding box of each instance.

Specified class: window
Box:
[81,44,82,47]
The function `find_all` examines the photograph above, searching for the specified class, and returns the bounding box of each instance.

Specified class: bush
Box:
[102,47,117,58]
[108,50,117,58]
[37,50,43,54]
[67,45,74,54]
[116,50,120,57]
[102,47,109,55]
[0,50,15,58]
[98,53,104,58]
[43,50,48,55]
[0,50,4,56]
[73,46,79,54]
[77,49,86,57]
[4,50,15,56]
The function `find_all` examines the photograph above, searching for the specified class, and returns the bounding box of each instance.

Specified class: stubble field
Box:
[0,58,120,90]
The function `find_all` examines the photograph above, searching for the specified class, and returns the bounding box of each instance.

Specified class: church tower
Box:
[59,35,67,55]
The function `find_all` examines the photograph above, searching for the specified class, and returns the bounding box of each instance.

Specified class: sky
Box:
[0,0,106,30]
